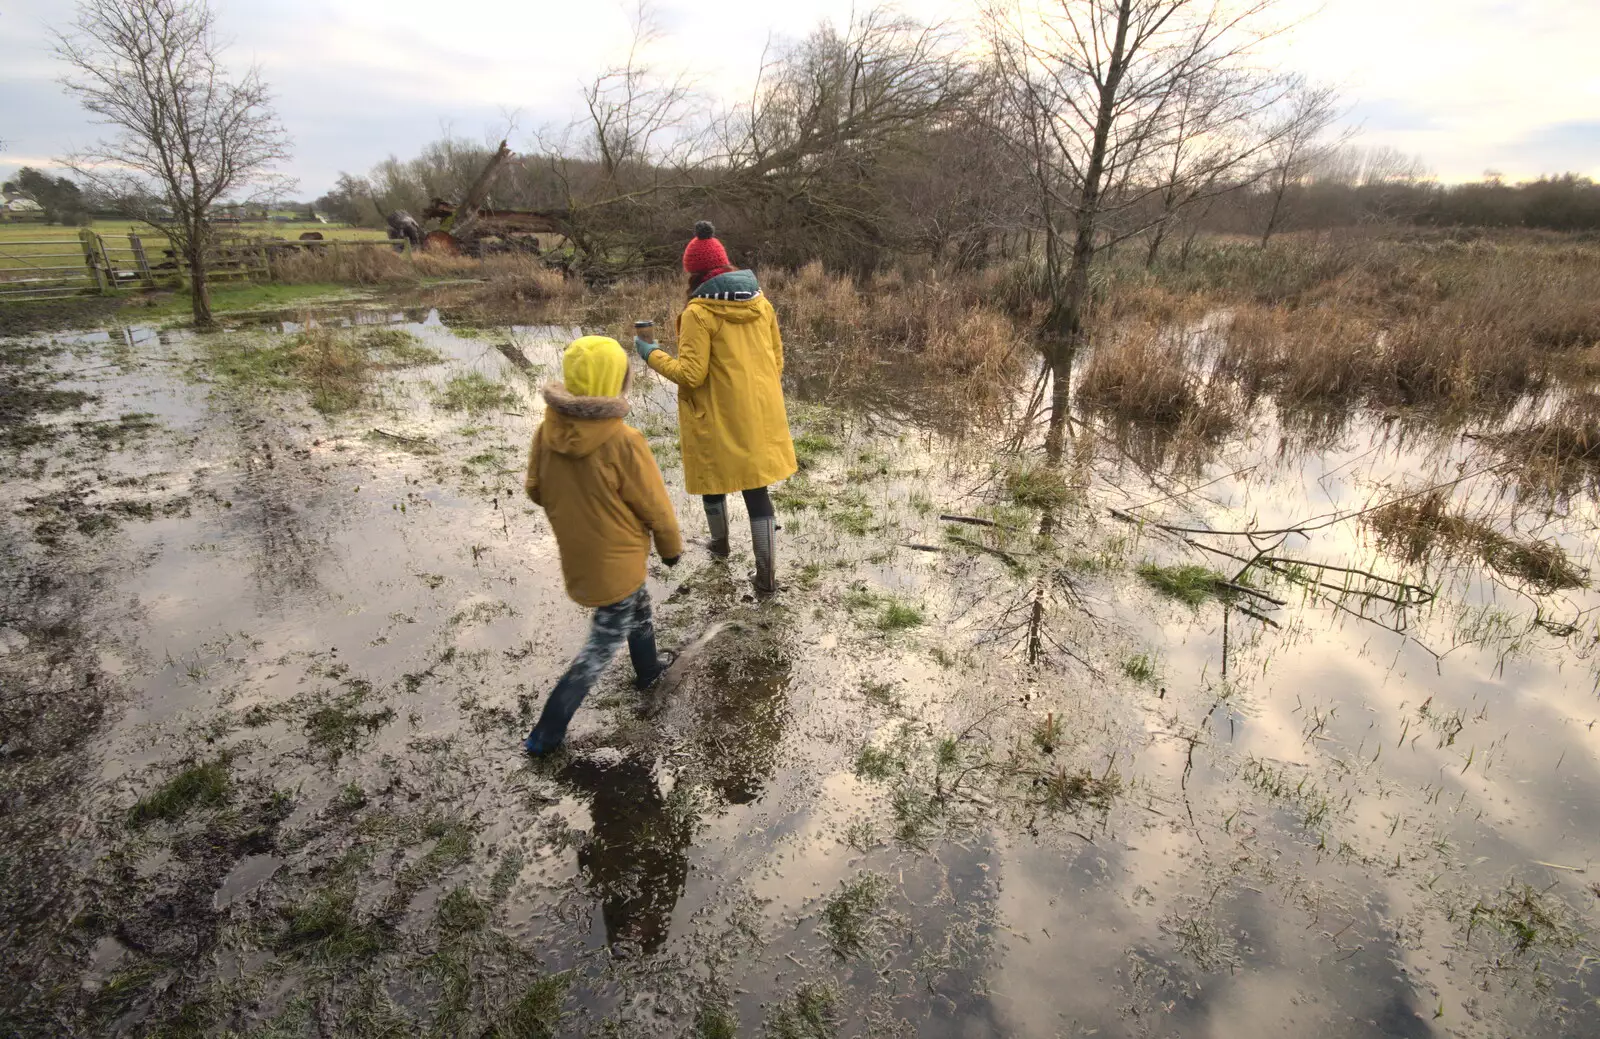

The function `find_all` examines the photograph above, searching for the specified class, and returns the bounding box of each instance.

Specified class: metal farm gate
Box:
[0,229,269,303]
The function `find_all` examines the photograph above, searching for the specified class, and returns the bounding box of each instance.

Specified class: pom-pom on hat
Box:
[562,335,628,398]
[682,220,732,276]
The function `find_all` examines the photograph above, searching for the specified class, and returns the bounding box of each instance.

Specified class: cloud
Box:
[3,0,1596,194]
[1511,122,1600,178]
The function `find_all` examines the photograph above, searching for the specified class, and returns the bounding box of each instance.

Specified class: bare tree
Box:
[1258,77,1341,246]
[988,0,1296,455]
[55,0,290,328]
[717,10,975,273]
[581,3,698,186]
[1142,64,1289,267]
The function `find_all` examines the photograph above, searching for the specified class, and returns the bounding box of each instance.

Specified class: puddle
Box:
[214,854,283,909]
[1,303,1597,1037]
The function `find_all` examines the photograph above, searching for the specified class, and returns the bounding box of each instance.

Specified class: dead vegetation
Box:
[1367,490,1587,590]
[1077,323,1237,436]
[1480,393,1600,498]
[271,244,482,285]
[271,230,1600,453]
[205,322,441,413]
[1096,232,1600,420]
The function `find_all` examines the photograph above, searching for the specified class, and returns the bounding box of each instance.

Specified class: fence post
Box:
[79,229,109,294]
[128,233,155,287]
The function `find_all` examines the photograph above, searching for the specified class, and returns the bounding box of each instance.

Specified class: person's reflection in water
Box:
[558,753,691,956]
[693,623,792,805]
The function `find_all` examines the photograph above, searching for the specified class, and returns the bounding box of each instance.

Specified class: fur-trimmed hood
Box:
[540,376,631,458]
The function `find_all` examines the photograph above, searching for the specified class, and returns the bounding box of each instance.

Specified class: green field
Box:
[0,219,388,245]
[0,219,393,287]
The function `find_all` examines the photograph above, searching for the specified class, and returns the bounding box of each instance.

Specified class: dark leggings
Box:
[703,487,773,519]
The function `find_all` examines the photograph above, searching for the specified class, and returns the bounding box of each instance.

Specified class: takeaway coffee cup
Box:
[634,320,655,345]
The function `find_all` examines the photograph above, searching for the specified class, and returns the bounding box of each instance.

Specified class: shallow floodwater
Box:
[1,305,1596,1038]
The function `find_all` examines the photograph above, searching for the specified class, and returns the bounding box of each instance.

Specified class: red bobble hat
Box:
[682,220,732,276]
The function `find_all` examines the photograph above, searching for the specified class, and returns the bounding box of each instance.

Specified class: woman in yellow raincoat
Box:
[636,221,797,593]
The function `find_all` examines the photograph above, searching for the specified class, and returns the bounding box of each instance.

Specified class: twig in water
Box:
[371,428,431,445]
[941,513,1012,530]
[1213,580,1286,607]
[1236,605,1281,629]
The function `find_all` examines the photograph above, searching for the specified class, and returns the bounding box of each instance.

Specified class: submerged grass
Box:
[128,757,229,824]
[433,371,520,414]
[764,981,839,1039]
[1137,561,1227,607]
[820,872,891,959]
[1121,652,1158,683]
[304,680,396,761]
[204,322,439,413]
[1368,490,1587,590]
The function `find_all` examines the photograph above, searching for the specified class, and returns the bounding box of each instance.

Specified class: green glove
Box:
[634,336,660,361]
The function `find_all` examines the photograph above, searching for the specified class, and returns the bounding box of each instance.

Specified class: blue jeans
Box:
[525,586,662,753]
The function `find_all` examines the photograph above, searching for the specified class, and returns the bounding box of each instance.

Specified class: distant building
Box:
[4,197,44,213]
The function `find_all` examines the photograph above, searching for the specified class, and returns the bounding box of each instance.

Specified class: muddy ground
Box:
[1,298,1597,1038]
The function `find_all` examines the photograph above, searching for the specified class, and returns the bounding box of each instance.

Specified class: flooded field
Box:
[3,300,1598,1038]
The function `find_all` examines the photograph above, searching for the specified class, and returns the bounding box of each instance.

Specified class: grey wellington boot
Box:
[750,515,778,595]
[704,497,731,558]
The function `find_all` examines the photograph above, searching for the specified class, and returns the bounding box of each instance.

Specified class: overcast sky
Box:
[2,0,1597,196]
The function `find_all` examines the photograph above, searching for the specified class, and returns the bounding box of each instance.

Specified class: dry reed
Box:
[1077,324,1236,438]
[1367,489,1587,590]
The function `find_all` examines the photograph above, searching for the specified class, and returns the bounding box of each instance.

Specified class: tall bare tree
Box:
[56,0,290,328]
[988,0,1299,454]
[1258,77,1342,246]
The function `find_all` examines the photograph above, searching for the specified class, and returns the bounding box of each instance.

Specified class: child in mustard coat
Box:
[523,335,683,755]
[636,221,798,593]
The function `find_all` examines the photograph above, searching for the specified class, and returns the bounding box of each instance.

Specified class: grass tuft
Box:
[434,371,520,414]
[876,600,924,631]
[129,757,230,824]
[435,885,488,936]
[1136,561,1226,607]
[1045,766,1123,812]
[695,1003,739,1039]
[276,878,385,961]
[764,981,839,1039]
[1006,463,1072,509]
[820,872,891,959]
[490,972,572,1039]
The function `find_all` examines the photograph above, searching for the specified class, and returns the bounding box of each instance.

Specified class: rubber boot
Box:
[704,498,731,558]
[750,515,777,595]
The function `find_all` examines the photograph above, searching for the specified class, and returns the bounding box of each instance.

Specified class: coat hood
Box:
[541,380,630,458]
[690,268,761,301]
[688,270,765,325]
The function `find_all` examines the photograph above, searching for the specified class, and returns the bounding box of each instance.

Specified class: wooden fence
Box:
[0,229,393,303]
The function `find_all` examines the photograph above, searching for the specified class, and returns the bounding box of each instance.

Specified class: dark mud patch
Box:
[21,483,193,546]
[0,294,124,338]
[0,339,97,451]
